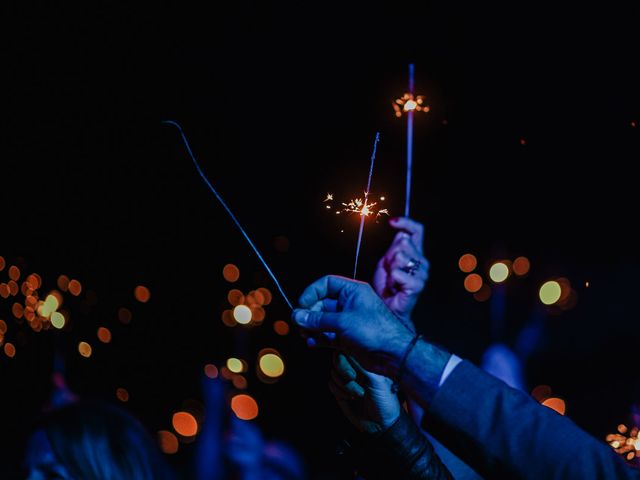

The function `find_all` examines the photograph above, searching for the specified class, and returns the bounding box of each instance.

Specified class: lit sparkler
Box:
[606,423,640,463]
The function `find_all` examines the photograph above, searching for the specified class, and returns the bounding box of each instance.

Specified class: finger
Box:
[389,217,425,253]
[330,368,365,398]
[298,275,364,308]
[307,299,340,313]
[389,269,427,292]
[292,309,340,332]
[333,352,358,381]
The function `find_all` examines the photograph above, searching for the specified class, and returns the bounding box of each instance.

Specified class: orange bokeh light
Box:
[204,364,219,379]
[0,283,9,299]
[97,327,112,343]
[4,343,16,358]
[531,385,552,402]
[57,275,70,292]
[172,412,198,437]
[542,397,566,415]
[273,320,290,335]
[513,256,530,276]
[0,256,5,271]
[12,303,24,319]
[8,266,20,281]
[231,394,259,420]
[458,254,477,273]
[68,279,82,296]
[227,289,244,306]
[257,288,272,305]
[0,320,7,334]
[78,341,92,358]
[473,284,492,302]
[158,431,179,454]
[232,375,248,390]
[8,281,18,296]
[116,388,129,402]
[223,264,240,283]
[464,274,483,293]
[134,285,151,303]
[118,307,132,324]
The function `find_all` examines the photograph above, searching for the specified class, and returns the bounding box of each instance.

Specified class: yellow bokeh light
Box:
[233,305,252,324]
[78,341,92,358]
[51,312,65,329]
[259,352,285,378]
[489,262,510,283]
[172,411,198,437]
[227,357,244,373]
[41,294,60,318]
[539,281,562,305]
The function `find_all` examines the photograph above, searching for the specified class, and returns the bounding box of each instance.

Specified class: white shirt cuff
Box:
[439,354,462,387]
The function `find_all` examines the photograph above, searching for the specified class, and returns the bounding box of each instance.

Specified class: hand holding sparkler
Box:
[373,217,429,325]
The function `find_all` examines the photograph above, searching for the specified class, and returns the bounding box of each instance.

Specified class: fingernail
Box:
[293,309,309,326]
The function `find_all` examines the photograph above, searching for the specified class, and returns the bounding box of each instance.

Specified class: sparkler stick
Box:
[405,63,414,217]
[162,120,293,311]
[353,132,380,279]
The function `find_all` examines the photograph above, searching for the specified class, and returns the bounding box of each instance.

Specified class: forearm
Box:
[355,410,453,480]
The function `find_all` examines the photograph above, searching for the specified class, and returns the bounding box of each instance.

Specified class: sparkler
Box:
[162,121,293,310]
[393,64,429,217]
[353,133,380,279]
[606,423,640,463]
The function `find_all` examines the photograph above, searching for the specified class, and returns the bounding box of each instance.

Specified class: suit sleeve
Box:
[423,360,640,479]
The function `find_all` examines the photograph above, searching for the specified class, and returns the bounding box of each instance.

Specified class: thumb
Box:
[292,309,341,332]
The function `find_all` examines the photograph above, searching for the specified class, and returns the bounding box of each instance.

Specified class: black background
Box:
[2,2,640,477]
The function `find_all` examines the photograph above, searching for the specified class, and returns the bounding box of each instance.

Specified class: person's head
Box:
[24,400,173,480]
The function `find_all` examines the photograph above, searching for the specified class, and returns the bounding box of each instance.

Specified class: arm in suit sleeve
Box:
[420,360,639,479]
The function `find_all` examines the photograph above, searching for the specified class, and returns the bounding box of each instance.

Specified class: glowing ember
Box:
[393,93,429,117]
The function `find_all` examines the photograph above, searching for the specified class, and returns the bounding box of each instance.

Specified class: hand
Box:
[373,217,429,325]
[292,275,414,377]
[329,352,401,434]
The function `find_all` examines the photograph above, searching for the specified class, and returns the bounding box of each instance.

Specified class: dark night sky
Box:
[2,2,640,477]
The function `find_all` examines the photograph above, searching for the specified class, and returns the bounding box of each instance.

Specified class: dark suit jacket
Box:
[424,361,639,479]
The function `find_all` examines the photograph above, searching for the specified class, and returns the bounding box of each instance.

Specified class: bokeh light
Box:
[257,287,272,305]
[78,341,92,358]
[12,303,24,319]
[51,312,65,329]
[531,385,552,402]
[458,254,477,273]
[464,273,483,293]
[473,284,492,302]
[513,256,530,276]
[8,281,18,296]
[57,275,70,292]
[116,387,129,402]
[204,364,219,379]
[0,256,5,271]
[41,294,60,318]
[68,279,82,296]
[118,307,132,324]
[222,309,236,327]
[542,397,566,415]
[0,320,7,334]
[8,265,20,281]
[539,281,562,305]
[97,327,112,343]
[233,305,252,324]
[232,375,248,390]
[172,411,198,437]
[0,283,9,299]
[274,320,290,335]
[258,350,285,378]
[4,343,16,358]
[227,289,244,306]
[223,264,240,283]
[489,262,510,283]
[227,357,245,373]
[134,285,151,303]
[158,431,179,454]
[231,394,259,420]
